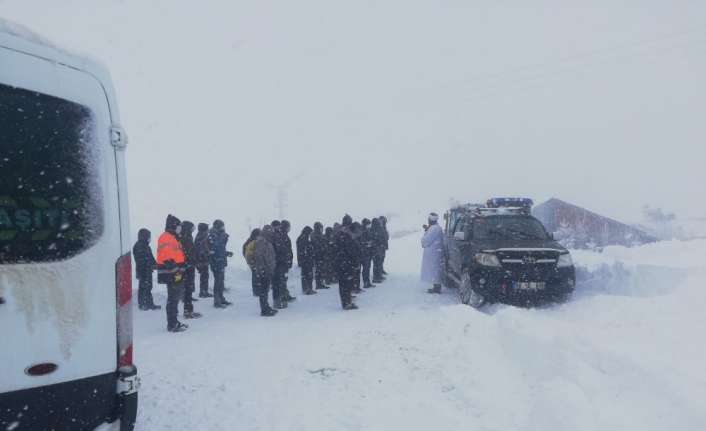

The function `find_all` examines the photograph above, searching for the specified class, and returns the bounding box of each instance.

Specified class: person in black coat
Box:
[371,218,386,283]
[359,219,376,289]
[209,219,233,308]
[334,215,360,310]
[179,221,202,319]
[272,220,295,308]
[380,216,390,275]
[350,222,364,294]
[133,228,160,310]
[194,223,212,298]
[324,226,337,284]
[311,222,330,290]
[296,226,317,295]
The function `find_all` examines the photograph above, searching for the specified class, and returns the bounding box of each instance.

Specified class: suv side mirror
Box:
[548,232,555,240]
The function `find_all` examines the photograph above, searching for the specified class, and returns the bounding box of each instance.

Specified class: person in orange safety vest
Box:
[157,214,189,332]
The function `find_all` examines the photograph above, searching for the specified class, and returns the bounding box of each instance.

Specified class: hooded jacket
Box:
[208,221,230,270]
[334,227,361,275]
[296,227,315,268]
[311,223,326,264]
[194,223,210,268]
[133,228,156,279]
[273,226,293,270]
[179,221,196,268]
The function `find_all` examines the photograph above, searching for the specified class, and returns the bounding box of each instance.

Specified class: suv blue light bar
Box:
[486,197,534,209]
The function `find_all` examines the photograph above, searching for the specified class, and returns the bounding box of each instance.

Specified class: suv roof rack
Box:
[449,197,534,217]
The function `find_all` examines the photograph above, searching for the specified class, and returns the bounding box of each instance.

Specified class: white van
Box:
[0,20,138,431]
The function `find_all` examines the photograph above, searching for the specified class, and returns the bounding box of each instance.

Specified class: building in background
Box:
[533,198,658,249]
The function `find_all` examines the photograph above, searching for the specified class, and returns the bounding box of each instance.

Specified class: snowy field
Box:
[134,234,706,431]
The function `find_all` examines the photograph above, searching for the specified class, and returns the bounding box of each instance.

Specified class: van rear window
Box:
[0,83,103,263]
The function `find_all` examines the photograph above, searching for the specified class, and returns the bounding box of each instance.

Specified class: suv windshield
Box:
[0,83,103,264]
[472,216,548,241]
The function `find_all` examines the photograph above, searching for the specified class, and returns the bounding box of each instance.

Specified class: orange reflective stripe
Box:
[156,232,186,265]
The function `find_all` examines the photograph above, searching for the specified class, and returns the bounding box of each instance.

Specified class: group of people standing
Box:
[132,213,390,331]
[242,215,390,314]
[133,214,235,332]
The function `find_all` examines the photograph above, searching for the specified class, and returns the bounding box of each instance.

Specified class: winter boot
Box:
[168,322,189,332]
[184,311,203,319]
[149,304,162,310]
[261,309,278,317]
[343,303,359,310]
[199,292,214,298]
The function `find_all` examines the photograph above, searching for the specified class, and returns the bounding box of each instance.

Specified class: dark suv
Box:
[443,198,575,307]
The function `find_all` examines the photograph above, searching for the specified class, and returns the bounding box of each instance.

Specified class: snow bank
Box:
[572,239,705,297]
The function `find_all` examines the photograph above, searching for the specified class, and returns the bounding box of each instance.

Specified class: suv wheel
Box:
[459,270,485,308]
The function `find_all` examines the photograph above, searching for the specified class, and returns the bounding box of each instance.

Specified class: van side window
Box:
[0,84,104,263]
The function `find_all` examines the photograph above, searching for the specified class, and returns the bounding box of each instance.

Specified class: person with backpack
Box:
[133,228,160,310]
[243,228,261,296]
[253,226,278,316]
[296,226,317,295]
[194,223,213,298]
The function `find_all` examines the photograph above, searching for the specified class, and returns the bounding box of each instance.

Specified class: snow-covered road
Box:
[134,237,706,431]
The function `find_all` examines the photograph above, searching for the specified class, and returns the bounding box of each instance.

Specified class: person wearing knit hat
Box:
[421,212,444,294]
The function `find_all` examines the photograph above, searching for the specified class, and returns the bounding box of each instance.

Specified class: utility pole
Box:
[268,171,305,220]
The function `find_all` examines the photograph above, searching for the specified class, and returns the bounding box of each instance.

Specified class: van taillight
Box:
[116,252,133,367]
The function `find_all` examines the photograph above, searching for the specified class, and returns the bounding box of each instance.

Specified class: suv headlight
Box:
[557,253,573,268]
[475,253,501,267]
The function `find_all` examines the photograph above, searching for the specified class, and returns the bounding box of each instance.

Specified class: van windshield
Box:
[0,83,103,263]
[473,216,549,241]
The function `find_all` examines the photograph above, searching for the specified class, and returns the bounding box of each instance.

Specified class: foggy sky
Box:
[2,0,705,239]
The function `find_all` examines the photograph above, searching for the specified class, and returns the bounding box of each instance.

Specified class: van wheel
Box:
[459,271,485,308]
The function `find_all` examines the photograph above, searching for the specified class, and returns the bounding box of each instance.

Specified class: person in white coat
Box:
[421,212,444,294]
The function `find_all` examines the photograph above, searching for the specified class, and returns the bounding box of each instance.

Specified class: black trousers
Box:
[301,263,314,293]
[166,280,184,328]
[197,265,209,295]
[361,255,372,286]
[212,267,226,305]
[314,260,326,288]
[337,270,354,307]
[137,273,155,308]
[183,267,196,313]
[272,268,283,303]
[256,271,272,312]
[250,268,258,296]
[352,265,362,292]
[373,252,384,280]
